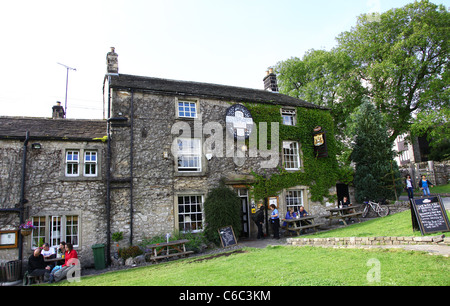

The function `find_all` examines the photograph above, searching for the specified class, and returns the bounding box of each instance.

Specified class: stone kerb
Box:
[287,235,449,247]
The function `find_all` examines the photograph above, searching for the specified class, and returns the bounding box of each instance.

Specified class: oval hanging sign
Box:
[225,104,254,140]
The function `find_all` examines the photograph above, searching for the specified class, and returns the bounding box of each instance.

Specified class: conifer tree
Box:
[350,101,402,202]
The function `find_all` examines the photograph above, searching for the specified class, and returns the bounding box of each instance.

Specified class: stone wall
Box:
[399,160,450,186]
[0,140,106,267]
[109,90,333,243]
[287,235,450,247]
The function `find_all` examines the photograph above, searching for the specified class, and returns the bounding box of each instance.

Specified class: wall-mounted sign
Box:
[313,126,328,158]
[225,104,254,140]
[0,230,18,249]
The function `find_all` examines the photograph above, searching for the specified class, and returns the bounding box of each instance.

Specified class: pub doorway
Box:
[336,183,349,204]
[237,189,250,238]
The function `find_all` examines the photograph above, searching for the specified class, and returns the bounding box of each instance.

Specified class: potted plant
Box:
[19,221,35,236]
[112,231,124,247]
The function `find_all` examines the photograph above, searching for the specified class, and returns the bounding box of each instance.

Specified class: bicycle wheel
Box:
[377,205,389,217]
[362,204,370,218]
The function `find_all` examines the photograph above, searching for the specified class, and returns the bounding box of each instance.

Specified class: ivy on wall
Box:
[243,103,342,204]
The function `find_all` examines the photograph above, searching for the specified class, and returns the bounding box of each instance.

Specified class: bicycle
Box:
[362,200,390,218]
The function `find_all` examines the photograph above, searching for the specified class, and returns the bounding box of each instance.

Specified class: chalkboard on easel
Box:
[410,196,450,236]
[218,226,237,248]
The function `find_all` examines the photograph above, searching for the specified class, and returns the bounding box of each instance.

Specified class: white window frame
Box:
[31,215,79,249]
[84,150,98,177]
[281,108,296,126]
[176,138,202,172]
[177,195,204,233]
[282,141,301,170]
[285,190,304,213]
[177,100,198,119]
[65,150,80,177]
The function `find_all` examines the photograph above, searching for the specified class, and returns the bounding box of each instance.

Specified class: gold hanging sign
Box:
[313,126,328,158]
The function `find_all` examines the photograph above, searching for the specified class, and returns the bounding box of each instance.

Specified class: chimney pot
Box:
[52,101,65,119]
[106,47,119,74]
[263,68,279,92]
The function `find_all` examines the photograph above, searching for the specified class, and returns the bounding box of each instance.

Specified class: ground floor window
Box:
[31,215,79,249]
[285,189,304,213]
[178,195,204,233]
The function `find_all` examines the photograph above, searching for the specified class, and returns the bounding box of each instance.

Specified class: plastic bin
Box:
[91,244,106,270]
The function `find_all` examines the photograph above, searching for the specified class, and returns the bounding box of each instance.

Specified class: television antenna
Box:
[57,62,77,118]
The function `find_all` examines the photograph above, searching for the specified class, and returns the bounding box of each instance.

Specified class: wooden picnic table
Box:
[281,215,324,236]
[145,239,193,262]
[326,205,363,226]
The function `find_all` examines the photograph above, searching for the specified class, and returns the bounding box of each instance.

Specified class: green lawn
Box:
[50,207,450,286]
[54,245,449,286]
[303,210,450,238]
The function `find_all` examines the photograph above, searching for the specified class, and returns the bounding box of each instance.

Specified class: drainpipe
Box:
[129,90,134,245]
[18,131,30,261]
[105,76,112,266]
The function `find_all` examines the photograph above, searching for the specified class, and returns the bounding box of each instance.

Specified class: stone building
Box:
[0,116,106,267]
[0,49,337,268]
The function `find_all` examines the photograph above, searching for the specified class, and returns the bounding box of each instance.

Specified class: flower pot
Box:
[21,229,32,236]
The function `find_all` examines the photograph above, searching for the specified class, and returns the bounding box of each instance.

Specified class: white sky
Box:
[0,0,437,119]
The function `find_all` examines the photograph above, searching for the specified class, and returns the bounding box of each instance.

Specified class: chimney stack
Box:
[52,101,65,119]
[106,47,119,75]
[263,68,279,92]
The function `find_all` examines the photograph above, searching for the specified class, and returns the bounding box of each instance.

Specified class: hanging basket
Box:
[21,229,32,236]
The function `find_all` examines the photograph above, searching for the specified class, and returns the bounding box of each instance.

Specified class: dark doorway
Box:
[237,189,250,238]
[336,183,349,204]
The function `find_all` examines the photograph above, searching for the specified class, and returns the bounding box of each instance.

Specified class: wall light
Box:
[31,143,41,149]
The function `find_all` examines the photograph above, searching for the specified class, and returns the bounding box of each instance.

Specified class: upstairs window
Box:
[66,150,80,176]
[84,151,98,177]
[176,138,202,172]
[178,101,197,118]
[282,141,301,170]
[281,108,296,126]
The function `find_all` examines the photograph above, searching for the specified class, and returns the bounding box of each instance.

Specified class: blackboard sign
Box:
[410,196,450,235]
[218,226,237,248]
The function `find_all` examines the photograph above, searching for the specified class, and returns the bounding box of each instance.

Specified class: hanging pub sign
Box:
[225,104,254,140]
[313,126,328,158]
[410,196,450,236]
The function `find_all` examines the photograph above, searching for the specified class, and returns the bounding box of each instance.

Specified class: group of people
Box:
[252,204,311,240]
[27,241,78,284]
[405,175,434,199]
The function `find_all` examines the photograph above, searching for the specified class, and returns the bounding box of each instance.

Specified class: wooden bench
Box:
[145,239,194,262]
[326,206,363,226]
[282,215,324,236]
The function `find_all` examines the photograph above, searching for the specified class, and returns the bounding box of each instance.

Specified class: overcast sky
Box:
[0,0,436,119]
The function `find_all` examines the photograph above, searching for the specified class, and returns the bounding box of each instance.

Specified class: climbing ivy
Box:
[243,103,342,204]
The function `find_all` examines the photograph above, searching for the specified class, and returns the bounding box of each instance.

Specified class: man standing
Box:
[270,204,280,239]
[252,205,265,239]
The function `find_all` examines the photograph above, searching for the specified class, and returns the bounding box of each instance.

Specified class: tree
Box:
[350,101,403,202]
[337,0,449,142]
[276,1,449,143]
[204,182,241,245]
[276,49,365,139]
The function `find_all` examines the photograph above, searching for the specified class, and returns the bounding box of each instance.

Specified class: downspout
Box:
[105,76,112,266]
[19,131,30,261]
[129,89,134,245]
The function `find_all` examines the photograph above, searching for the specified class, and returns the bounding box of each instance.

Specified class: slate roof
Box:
[0,117,107,141]
[109,74,326,110]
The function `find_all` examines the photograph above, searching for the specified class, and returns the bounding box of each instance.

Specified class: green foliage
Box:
[204,183,242,244]
[111,231,123,242]
[276,1,449,143]
[244,103,342,203]
[118,245,143,260]
[350,101,403,202]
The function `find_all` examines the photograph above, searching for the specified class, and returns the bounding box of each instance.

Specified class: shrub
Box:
[118,245,143,260]
[204,182,242,245]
